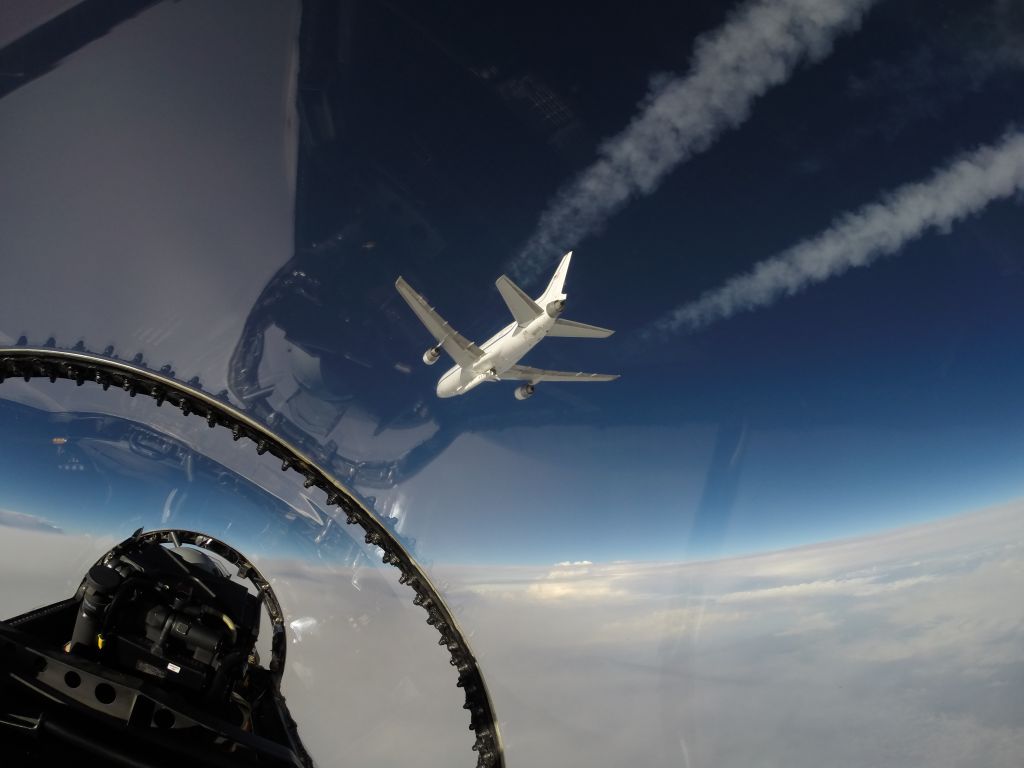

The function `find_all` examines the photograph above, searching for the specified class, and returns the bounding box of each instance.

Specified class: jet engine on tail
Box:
[545,299,565,317]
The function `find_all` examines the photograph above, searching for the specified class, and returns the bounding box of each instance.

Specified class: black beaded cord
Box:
[0,346,503,768]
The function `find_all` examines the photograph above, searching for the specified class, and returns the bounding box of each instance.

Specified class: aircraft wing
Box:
[502,364,619,383]
[395,277,484,368]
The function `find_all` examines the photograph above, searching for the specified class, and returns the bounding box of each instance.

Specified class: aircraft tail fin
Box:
[539,251,572,304]
[496,275,542,326]
[547,318,614,338]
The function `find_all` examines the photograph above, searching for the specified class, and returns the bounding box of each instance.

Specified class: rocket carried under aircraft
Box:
[395,252,619,400]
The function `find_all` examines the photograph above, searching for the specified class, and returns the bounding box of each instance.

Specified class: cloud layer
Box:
[511,0,878,281]
[4,500,1022,767]
[656,130,1024,332]
[441,500,1024,767]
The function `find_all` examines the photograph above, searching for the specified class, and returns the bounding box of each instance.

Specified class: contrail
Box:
[655,130,1024,333]
[510,0,878,282]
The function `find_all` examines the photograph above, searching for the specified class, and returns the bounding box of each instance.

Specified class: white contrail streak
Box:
[656,130,1024,332]
[510,0,878,282]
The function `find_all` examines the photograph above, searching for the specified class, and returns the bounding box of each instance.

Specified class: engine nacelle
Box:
[545,299,566,318]
[422,346,441,365]
[514,383,535,401]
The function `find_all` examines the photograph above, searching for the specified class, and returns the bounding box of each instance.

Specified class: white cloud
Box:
[525,579,621,601]
[510,0,878,281]
[438,500,1024,767]
[717,572,938,602]
[0,528,120,615]
[0,508,62,533]
[3,501,1022,767]
[655,130,1024,332]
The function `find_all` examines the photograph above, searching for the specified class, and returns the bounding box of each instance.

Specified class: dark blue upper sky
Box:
[1,0,1023,565]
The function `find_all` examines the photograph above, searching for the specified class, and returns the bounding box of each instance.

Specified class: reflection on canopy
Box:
[3,0,1024,766]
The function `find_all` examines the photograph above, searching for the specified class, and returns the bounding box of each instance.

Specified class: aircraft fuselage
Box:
[436,305,562,397]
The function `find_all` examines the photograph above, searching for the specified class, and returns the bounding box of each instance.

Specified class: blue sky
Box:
[0,0,1023,569]
[0,395,353,564]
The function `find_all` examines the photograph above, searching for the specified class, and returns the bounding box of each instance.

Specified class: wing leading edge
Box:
[395,277,483,368]
[502,364,619,383]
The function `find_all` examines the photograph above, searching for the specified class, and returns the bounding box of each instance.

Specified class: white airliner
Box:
[395,252,619,400]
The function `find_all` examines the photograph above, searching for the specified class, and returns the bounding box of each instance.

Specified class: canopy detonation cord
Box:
[0,345,503,768]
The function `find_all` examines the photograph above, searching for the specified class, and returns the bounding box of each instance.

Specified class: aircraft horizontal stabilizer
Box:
[495,275,542,326]
[502,364,619,383]
[547,318,614,338]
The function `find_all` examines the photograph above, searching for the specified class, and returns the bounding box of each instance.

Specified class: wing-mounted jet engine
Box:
[423,345,442,365]
[514,384,536,401]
